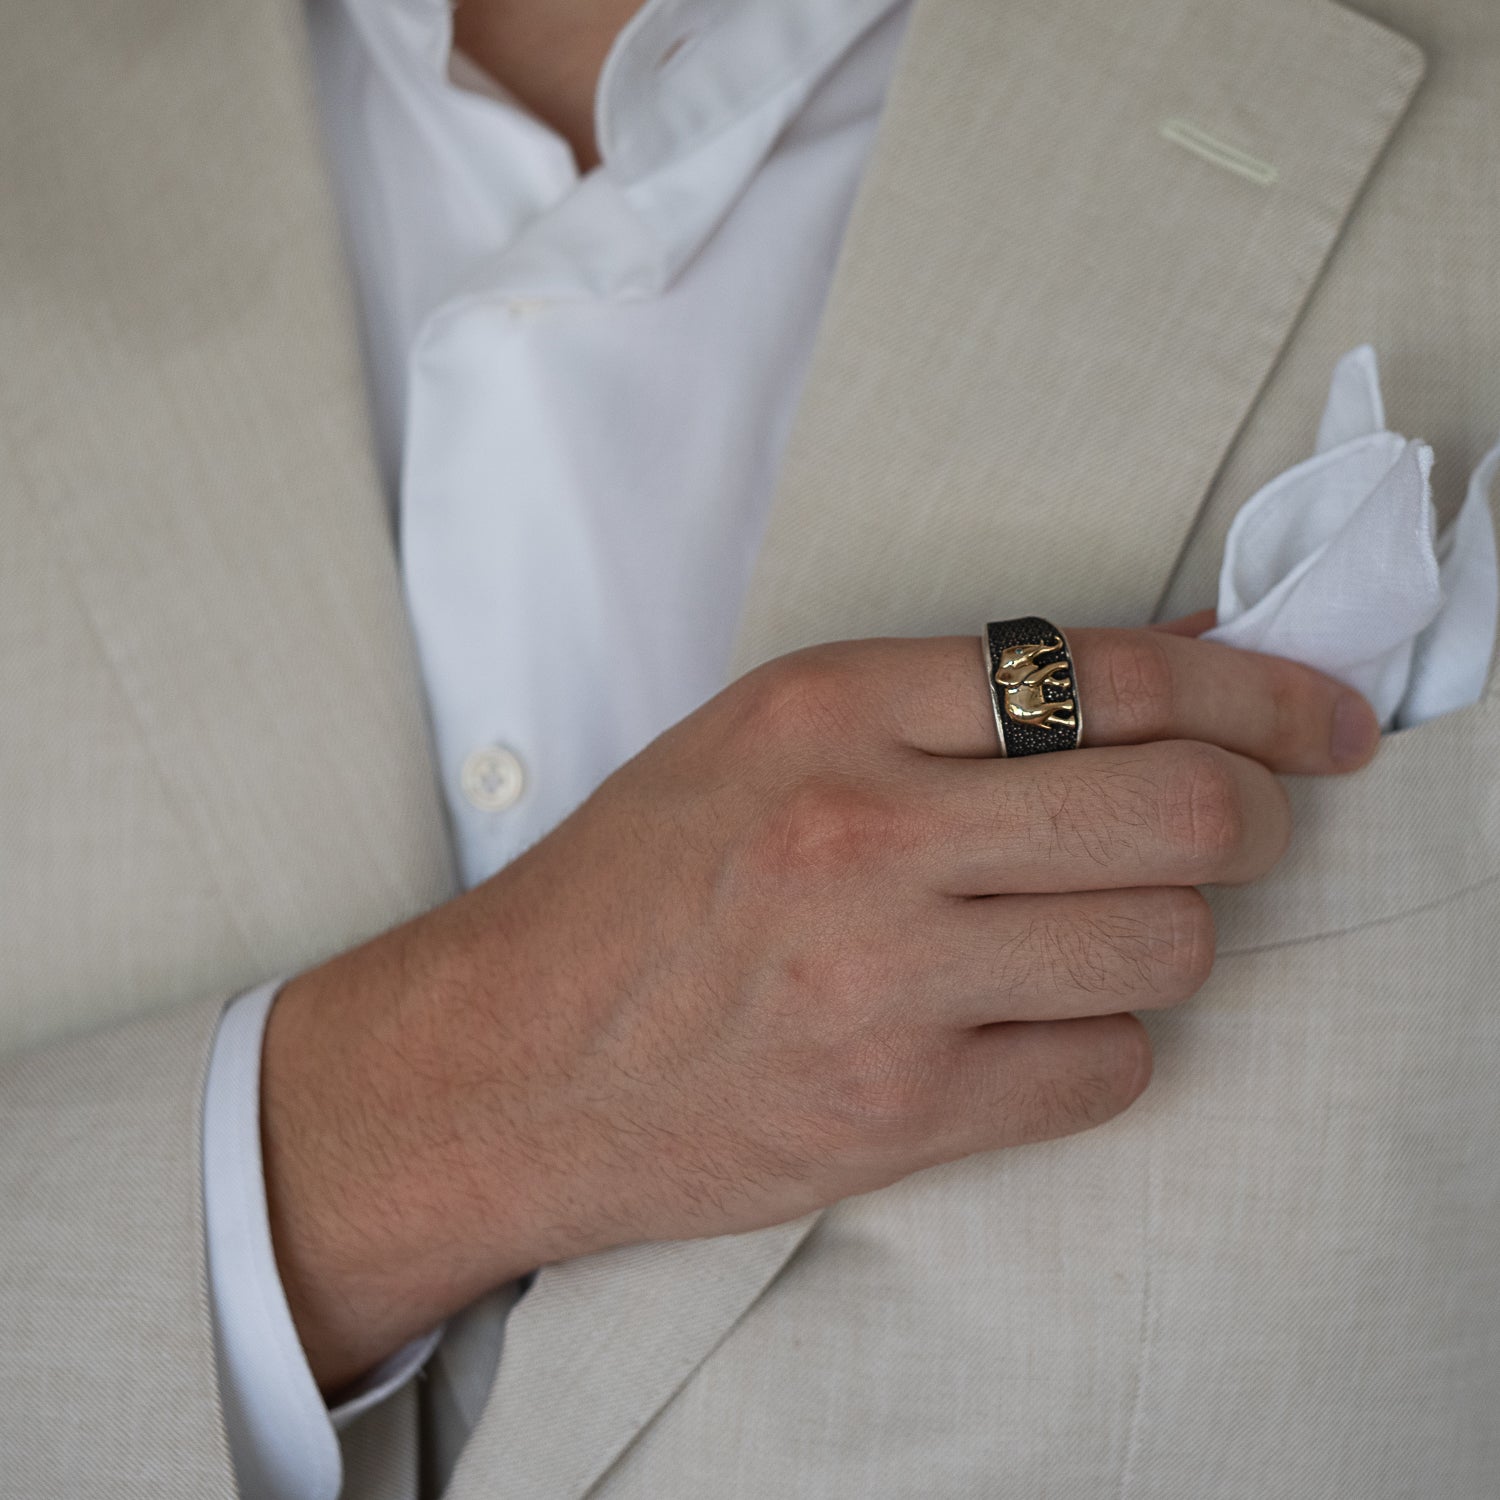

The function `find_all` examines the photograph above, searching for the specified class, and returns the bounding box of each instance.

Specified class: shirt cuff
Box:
[202,980,442,1500]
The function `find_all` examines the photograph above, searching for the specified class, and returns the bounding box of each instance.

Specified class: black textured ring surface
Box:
[982,617,1084,757]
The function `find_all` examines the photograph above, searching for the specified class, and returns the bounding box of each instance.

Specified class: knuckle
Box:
[1114,1016,1155,1103]
[1103,632,1177,738]
[1165,743,1247,874]
[1084,1016,1153,1115]
[783,942,886,1019]
[1061,888,1216,1006]
[1268,776,1293,862]
[826,1034,939,1146]
[1164,886,1217,993]
[741,648,859,749]
[753,779,901,881]
[1143,887,1217,1001]
[1265,661,1333,766]
[1265,663,1306,748]
[1023,1018,1151,1138]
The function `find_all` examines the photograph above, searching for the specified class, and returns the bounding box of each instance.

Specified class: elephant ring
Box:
[982,617,1084,757]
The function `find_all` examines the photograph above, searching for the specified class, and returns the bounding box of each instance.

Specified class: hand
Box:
[261,626,1380,1389]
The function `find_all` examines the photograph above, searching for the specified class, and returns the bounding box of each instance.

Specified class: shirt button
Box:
[460,744,526,812]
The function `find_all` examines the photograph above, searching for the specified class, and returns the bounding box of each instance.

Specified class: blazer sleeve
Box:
[0,994,238,1497]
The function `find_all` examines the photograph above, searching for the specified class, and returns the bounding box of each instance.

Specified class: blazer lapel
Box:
[465,1,1424,1494]
[732,0,1426,672]
[448,1219,820,1499]
[10,0,456,972]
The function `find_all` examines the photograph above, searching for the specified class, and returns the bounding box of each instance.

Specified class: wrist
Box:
[259,901,541,1391]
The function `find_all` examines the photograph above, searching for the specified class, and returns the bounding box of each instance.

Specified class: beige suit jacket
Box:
[2,0,1497,1494]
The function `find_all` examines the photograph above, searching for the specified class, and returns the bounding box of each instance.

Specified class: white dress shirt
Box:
[202,1,909,1496]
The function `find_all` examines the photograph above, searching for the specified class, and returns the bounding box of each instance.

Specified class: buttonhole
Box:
[655,33,697,71]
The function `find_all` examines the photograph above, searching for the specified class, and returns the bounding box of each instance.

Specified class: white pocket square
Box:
[1204,344,1500,730]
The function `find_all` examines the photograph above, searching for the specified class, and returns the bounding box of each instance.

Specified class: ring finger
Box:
[871,630,1380,775]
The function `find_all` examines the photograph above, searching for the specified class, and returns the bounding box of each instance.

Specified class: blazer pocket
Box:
[1210,689,1500,954]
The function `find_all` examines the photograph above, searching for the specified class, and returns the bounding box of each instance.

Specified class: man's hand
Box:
[261,629,1380,1390]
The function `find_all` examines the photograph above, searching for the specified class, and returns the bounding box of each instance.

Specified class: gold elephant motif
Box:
[994,639,1078,731]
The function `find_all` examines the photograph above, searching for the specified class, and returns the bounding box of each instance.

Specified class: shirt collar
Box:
[349,0,899,182]
[597,0,901,185]
[337,0,905,301]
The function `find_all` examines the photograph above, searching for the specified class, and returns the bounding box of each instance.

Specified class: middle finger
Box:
[911,738,1291,895]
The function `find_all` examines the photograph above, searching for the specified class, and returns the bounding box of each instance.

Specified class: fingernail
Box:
[1331,692,1379,766]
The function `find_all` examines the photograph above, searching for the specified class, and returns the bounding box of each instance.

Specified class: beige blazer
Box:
[2,0,1497,1494]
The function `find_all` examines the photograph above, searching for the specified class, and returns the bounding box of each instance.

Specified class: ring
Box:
[982,617,1084,757]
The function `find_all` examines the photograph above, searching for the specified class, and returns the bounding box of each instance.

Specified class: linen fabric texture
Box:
[1206,342,1500,727]
[2,0,1500,1496]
